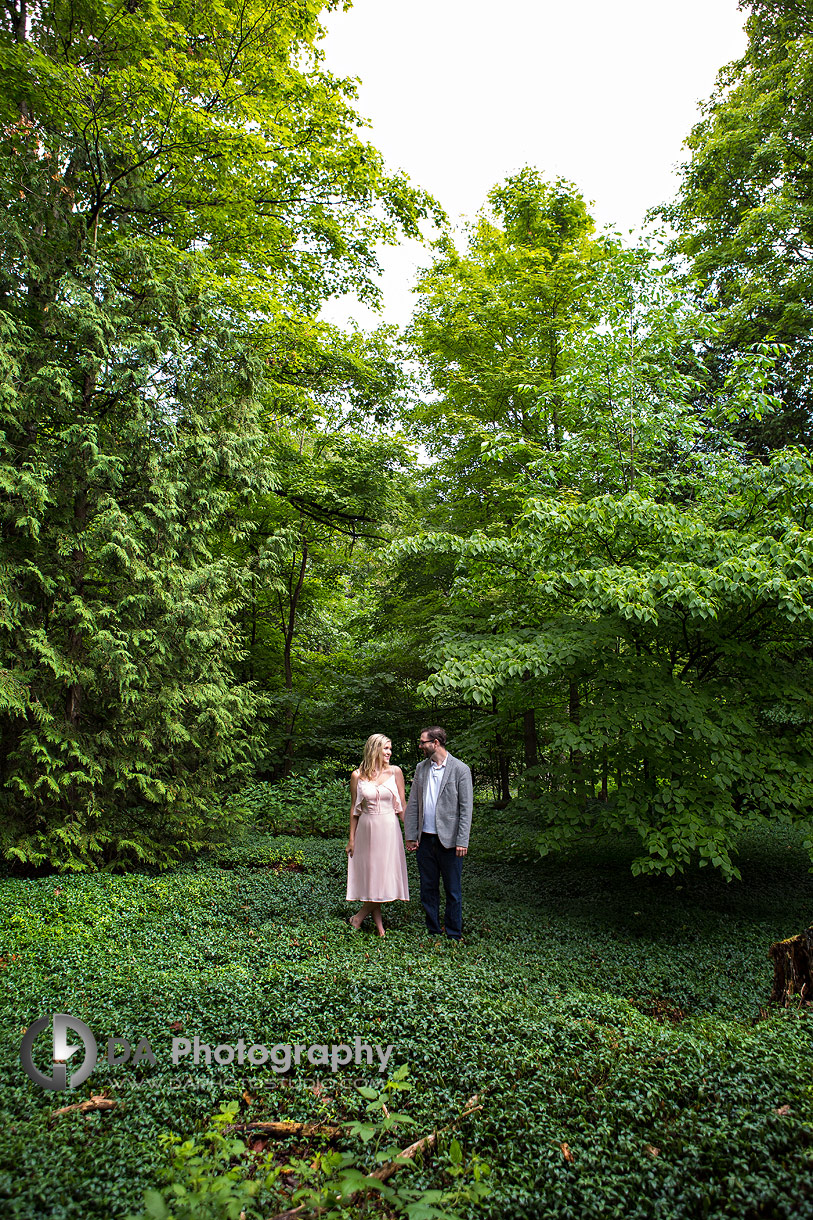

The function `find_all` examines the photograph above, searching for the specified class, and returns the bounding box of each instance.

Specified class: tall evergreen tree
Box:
[0,0,435,868]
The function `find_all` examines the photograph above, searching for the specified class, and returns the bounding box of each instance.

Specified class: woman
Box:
[346,733,409,936]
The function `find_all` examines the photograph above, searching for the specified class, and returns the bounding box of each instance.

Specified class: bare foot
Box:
[348,916,363,931]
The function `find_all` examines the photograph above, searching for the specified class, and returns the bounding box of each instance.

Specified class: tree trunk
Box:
[282,542,307,693]
[768,928,813,1006]
[569,679,585,799]
[13,1,27,48]
[278,540,307,778]
[491,694,510,805]
[522,706,539,798]
[248,571,256,682]
[64,369,96,732]
[523,707,538,771]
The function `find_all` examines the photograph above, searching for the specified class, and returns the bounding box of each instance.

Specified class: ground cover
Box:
[1,811,812,1219]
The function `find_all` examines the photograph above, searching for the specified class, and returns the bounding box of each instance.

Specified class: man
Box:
[404,726,473,941]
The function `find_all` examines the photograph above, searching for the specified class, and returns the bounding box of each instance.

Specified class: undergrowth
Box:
[1,814,812,1219]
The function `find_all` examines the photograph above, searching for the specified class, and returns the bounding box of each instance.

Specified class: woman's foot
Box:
[349,902,374,931]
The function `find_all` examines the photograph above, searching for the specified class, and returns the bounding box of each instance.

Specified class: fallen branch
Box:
[266,1206,308,1220]
[266,1206,309,1220]
[232,1120,341,1139]
[264,1093,482,1220]
[371,1096,482,1184]
[50,1093,117,1120]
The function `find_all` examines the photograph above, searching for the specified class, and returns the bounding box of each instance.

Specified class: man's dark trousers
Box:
[416,832,463,939]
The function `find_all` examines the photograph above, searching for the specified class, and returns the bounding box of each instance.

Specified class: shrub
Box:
[227,769,349,838]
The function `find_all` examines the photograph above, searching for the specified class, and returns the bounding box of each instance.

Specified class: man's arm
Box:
[455,762,473,854]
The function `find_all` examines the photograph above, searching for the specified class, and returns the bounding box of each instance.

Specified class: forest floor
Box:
[2,811,813,1219]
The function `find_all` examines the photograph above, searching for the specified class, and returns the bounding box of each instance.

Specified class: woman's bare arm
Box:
[347,771,360,855]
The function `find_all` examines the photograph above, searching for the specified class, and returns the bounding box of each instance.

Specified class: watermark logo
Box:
[20,1012,393,1091]
[20,1013,97,1091]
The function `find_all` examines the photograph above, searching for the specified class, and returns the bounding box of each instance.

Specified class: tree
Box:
[402,167,806,875]
[663,0,813,451]
[220,399,417,776]
[408,168,612,530]
[406,172,758,808]
[0,0,436,868]
[398,449,813,880]
[404,171,618,796]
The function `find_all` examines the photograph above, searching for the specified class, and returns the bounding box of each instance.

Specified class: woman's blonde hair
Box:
[359,733,391,779]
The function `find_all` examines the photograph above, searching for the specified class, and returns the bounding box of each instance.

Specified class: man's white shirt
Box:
[422,758,446,834]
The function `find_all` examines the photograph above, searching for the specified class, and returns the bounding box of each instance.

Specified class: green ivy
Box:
[1,825,813,1219]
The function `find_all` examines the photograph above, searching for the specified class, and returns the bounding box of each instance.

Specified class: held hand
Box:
[405,840,418,852]
[346,842,354,857]
[456,846,468,857]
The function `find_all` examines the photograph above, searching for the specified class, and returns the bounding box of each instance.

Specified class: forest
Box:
[2,2,813,1219]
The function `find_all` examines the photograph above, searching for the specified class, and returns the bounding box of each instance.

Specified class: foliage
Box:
[408,172,785,514]
[401,167,809,872]
[212,355,419,780]
[663,0,813,450]
[0,0,437,865]
[126,1070,489,1220]
[127,1100,281,1220]
[0,0,436,311]
[206,832,308,872]
[224,771,350,838]
[408,168,614,529]
[396,447,813,878]
[289,1067,491,1220]
[1,827,813,1218]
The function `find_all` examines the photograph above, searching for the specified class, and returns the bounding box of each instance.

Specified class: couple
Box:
[345,727,473,940]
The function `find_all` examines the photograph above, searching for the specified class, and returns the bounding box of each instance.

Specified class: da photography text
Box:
[19,1012,393,1091]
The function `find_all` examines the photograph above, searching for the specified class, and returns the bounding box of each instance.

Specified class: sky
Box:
[318,0,749,329]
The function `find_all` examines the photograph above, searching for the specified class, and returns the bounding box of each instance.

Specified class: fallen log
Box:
[263,1094,482,1220]
[768,926,813,1005]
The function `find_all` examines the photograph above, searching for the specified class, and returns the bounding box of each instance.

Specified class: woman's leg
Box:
[371,902,385,937]
[350,902,374,929]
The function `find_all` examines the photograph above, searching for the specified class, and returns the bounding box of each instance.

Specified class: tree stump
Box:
[768,927,813,1005]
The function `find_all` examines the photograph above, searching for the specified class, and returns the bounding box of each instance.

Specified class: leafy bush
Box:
[206,834,308,872]
[127,1100,279,1220]
[226,769,349,838]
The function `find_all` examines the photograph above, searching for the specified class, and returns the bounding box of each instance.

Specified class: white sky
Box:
[318,0,748,329]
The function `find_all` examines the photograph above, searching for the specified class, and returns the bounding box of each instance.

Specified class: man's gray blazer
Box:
[404,753,473,850]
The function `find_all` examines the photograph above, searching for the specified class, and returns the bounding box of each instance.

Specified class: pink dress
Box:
[346,774,410,902]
